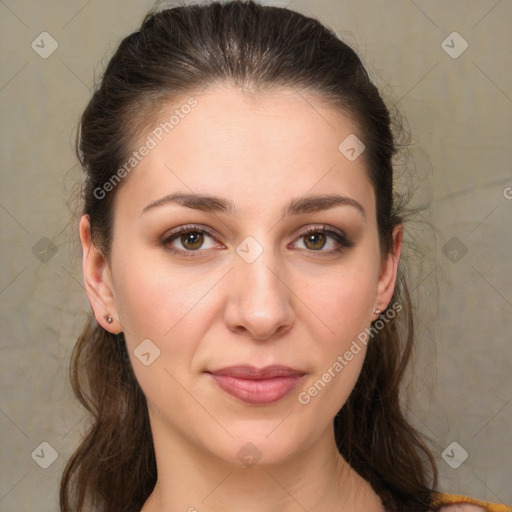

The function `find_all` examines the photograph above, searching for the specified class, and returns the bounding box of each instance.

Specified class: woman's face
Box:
[81,86,401,467]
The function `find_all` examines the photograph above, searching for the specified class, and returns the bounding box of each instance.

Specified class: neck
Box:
[141,417,385,512]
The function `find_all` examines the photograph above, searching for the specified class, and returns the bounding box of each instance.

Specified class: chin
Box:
[204,427,308,470]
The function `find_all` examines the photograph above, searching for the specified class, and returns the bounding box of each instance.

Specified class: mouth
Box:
[206,365,306,405]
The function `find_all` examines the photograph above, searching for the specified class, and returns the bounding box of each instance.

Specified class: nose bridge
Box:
[224,237,294,338]
[239,247,281,302]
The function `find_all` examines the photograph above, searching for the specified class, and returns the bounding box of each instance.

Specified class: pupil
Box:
[182,232,203,249]
[306,233,325,249]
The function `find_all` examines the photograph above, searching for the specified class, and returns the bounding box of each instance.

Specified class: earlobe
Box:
[373,224,403,318]
[79,214,122,333]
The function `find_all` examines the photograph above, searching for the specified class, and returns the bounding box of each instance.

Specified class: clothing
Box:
[431,492,512,512]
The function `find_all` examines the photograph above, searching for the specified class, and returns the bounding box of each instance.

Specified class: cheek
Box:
[296,258,378,411]
[111,259,213,410]
[304,259,378,341]
[112,254,211,341]
[111,253,224,389]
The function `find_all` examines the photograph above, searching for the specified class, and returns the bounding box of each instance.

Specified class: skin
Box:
[80,86,402,511]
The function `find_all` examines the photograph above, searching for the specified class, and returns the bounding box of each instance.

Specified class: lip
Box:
[206,365,306,405]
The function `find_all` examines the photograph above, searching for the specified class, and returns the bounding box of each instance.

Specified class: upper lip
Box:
[207,365,305,380]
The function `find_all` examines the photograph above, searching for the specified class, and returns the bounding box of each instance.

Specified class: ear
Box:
[79,214,122,333]
[372,223,403,320]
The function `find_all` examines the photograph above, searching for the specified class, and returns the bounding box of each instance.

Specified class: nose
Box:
[223,245,295,340]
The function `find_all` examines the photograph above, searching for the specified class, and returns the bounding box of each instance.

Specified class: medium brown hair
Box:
[61,2,438,511]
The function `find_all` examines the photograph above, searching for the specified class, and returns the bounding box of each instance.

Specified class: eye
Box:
[292,225,353,254]
[160,225,221,256]
[160,223,354,258]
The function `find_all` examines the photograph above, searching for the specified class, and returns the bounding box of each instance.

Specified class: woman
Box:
[60,2,510,511]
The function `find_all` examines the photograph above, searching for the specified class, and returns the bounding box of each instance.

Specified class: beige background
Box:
[0,1,511,510]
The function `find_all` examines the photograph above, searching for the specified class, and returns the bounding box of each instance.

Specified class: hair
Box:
[61,1,439,511]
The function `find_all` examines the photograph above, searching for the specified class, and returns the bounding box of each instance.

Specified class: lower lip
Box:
[208,374,305,405]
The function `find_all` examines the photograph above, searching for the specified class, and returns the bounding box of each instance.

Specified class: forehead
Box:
[115,85,374,219]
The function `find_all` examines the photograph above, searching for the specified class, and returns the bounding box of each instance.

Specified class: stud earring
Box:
[106,315,113,324]
[373,308,381,315]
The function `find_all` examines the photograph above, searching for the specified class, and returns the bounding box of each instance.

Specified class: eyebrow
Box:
[141,192,366,219]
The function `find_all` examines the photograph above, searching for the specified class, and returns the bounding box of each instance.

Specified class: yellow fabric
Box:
[431,492,512,512]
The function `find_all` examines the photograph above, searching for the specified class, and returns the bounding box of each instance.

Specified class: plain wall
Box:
[0,0,510,510]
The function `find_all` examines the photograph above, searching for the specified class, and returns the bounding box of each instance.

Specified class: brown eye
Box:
[303,232,327,250]
[160,225,221,257]
[293,226,354,254]
[180,231,204,250]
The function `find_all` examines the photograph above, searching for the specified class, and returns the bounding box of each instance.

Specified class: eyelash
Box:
[160,224,354,258]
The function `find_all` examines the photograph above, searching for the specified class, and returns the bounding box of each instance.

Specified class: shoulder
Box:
[431,492,512,512]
